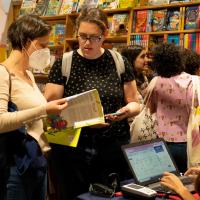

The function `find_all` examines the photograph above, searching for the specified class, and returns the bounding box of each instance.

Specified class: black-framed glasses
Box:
[77,34,102,43]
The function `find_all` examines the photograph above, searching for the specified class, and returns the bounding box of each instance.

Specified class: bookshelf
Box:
[129,1,200,52]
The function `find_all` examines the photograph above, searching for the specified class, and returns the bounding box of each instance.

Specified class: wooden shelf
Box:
[134,2,200,10]
[103,8,131,14]
[131,29,200,35]
[41,15,66,21]
[106,35,127,42]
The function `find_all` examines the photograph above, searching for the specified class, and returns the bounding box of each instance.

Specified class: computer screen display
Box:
[124,140,177,183]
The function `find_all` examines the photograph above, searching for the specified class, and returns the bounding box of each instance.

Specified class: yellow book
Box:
[45,126,81,147]
[184,34,188,48]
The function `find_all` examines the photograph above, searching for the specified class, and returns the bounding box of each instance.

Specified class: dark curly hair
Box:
[76,8,108,34]
[195,173,200,195]
[151,43,184,78]
[182,48,200,75]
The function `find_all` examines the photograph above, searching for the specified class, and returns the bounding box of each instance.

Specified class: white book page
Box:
[60,89,105,128]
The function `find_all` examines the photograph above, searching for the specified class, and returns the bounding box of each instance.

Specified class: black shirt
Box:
[48,49,135,139]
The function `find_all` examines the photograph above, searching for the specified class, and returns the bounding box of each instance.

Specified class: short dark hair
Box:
[182,48,200,75]
[151,43,184,78]
[8,14,51,50]
[76,8,108,34]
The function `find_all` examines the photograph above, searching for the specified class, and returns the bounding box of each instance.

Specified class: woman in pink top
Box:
[149,43,194,173]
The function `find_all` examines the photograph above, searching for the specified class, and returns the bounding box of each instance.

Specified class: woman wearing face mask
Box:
[0,14,68,200]
[44,8,140,200]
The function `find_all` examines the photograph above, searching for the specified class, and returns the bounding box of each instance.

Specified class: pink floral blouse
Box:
[149,72,194,142]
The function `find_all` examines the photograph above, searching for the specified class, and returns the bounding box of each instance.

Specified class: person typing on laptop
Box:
[161,167,200,200]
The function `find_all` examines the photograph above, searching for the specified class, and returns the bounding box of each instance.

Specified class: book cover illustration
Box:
[77,0,99,12]
[98,0,119,9]
[167,34,180,45]
[184,6,199,30]
[152,9,167,32]
[167,9,180,30]
[45,0,62,16]
[20,0,37,15]
[45,114,81,147]
[59,0,79,14]
[34,0,49,15]
[110,13,129,36]
[54,24,65,45]
[135,10,148,33]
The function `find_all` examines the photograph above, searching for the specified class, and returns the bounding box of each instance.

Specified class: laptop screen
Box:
[122,139,178,185]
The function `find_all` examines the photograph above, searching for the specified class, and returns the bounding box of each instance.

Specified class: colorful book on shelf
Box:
[148,0,169,5]
[59,0,79,14]
[45,0,62,16]
[54,24,65,45]
[184,6,200,30]
[118,0,135,8]
[166,9,181,31]
[167,34,180,45]
[34,0,49,15]
[107,15,114,36]
[48,24,65,46]
[152,9,167,32]
[98,0,119,9]
[77,0,99,12]
[135,10,148,33]
[20,0,37,15]
[184,33,197,52]
[130,35,149,47]
[110,13,129,36]
[146,10,153,32]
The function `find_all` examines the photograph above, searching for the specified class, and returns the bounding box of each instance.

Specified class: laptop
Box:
[121,138,194,193]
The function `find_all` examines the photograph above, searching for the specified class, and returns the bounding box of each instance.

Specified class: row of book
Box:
[130,33,200,54]
[140,0,200,6]
[134,5,200,33]
[20,0,136,16]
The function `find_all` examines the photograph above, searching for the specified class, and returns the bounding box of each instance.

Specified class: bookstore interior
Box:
[0,0,200,89]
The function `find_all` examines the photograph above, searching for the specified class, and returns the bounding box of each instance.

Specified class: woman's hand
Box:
[184,167,200,176]
[161,172,185,194]
[46,98,68,115]
[105,102,140,122]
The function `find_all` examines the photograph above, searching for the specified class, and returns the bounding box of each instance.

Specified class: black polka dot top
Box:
[48,49,135,139]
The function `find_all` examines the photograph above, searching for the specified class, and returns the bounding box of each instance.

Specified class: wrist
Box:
[176,186,190,198]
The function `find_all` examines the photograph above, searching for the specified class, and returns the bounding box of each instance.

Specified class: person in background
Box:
[0,14,68,200]
[161,167,200,200]
[182,48,200,76]
[121,45,150,100]
[45,7,140,200]
[148,43,196,173]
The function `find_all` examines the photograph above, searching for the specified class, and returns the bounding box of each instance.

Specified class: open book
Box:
[45,89,104,147]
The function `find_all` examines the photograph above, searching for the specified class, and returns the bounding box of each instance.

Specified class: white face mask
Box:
[29,47,51,70]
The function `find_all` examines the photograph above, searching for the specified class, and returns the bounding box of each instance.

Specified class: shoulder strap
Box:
[61,51,73,85]
[61,50,125,84]
[108,49,125,81]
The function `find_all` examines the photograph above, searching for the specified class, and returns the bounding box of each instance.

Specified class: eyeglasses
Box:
[77,34,102,43]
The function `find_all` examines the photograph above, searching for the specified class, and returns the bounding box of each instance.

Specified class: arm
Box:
[160,172,195,200]
[0,67,68,133]
[44,83,64,101]
[106,80,140,121]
